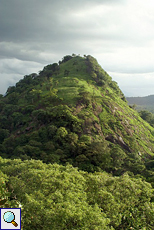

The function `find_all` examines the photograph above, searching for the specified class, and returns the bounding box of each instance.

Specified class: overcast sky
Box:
[0,0,154,96]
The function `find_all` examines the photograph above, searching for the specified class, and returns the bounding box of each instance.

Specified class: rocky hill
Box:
[1,55,154,229]
[0,54,154,175]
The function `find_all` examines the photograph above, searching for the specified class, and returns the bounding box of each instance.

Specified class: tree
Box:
[139,110,154,127]
[55,127,68,144]
[0,169,21,209]
[110,146,127,172]
[0,129,9,143]
[78,91,91,106]
[1,158,154,229]
[85,142,112,171]
[0,160,110,229]
[139,110,153,123]
[30,89,42,102]
[62,55,73,63]
[12,112,24,127]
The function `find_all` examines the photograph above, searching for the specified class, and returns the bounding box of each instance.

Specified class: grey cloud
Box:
[110,71,154,97]
[0,58,44,94]
[0,0,125,43]
[0,59,42,75]
[0,0,154,96]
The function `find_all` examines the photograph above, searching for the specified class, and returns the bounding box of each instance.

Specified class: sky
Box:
[0,0,154,97]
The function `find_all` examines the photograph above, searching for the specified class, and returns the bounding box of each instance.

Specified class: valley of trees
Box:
[1,54,154,229]
[127,95,154,114]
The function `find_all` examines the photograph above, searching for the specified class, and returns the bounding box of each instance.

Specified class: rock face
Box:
[105,135,132,153]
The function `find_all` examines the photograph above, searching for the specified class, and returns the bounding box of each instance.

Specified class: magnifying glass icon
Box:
[3,211,18,227]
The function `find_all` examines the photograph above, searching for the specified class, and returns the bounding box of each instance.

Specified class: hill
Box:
[1,54,154,229]
[126,95,154,113]
[0,54,154,176]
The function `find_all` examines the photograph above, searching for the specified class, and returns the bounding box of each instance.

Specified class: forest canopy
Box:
[1,157,154,229]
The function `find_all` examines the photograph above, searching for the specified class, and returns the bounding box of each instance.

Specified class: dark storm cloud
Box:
[0,0,57,42]
[0,0,130,66]
[0,0,124,43]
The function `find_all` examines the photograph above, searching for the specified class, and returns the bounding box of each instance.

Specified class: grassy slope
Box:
[0,55,154,172]
[53,56,154,156]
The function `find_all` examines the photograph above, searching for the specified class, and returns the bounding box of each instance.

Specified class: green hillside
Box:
[1,54,154,229]
[0,54,154,175]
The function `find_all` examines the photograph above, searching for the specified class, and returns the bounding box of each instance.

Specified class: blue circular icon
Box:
[3,211,14,223]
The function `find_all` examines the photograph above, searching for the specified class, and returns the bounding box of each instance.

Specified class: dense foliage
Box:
[138,110,154,127]
[1,157,154,229]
